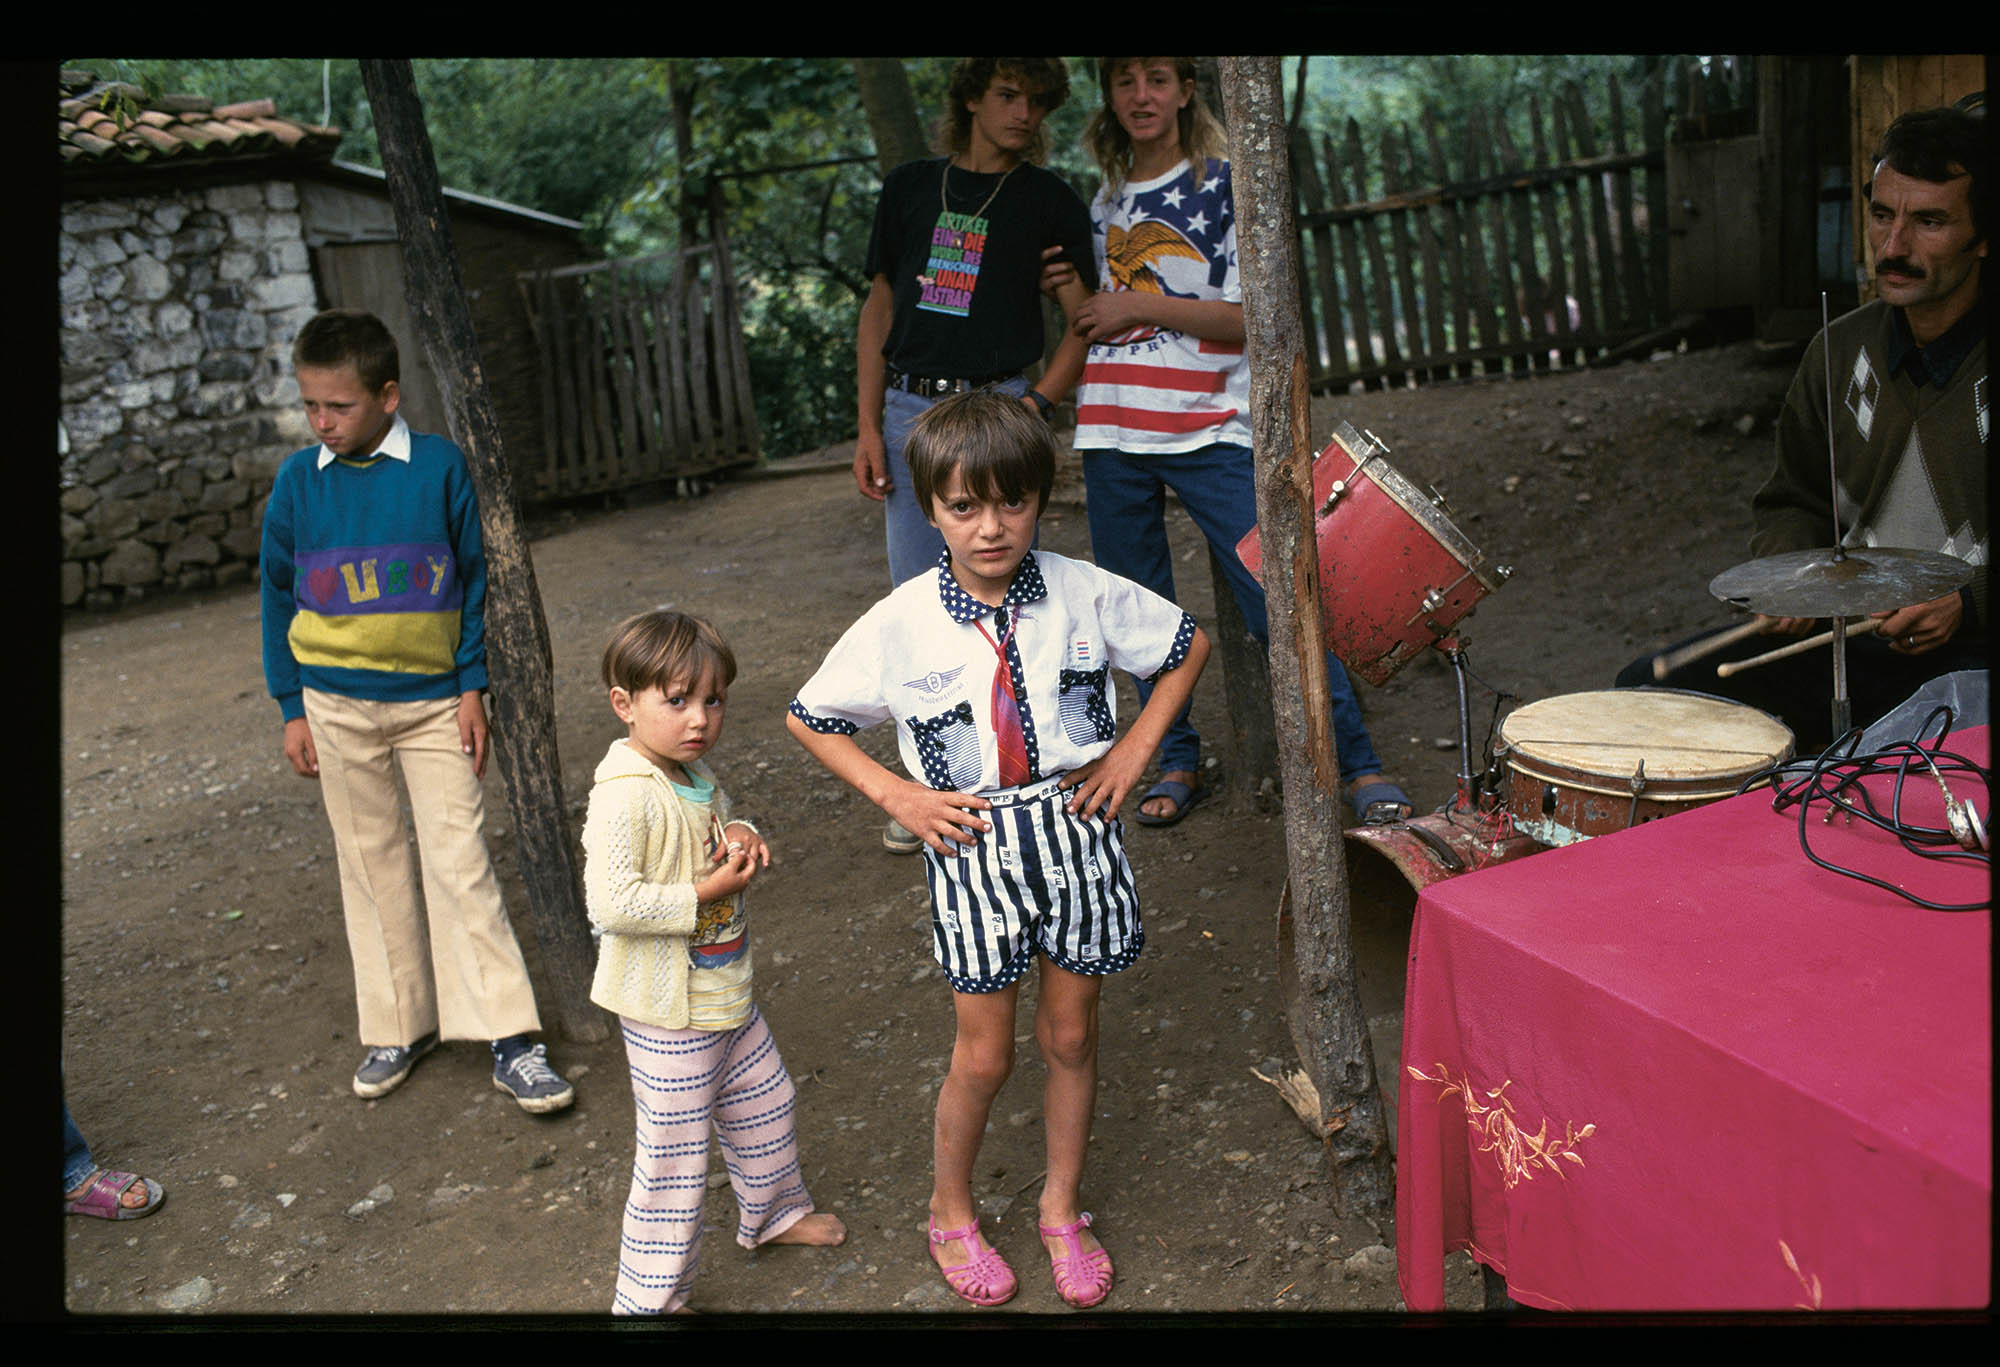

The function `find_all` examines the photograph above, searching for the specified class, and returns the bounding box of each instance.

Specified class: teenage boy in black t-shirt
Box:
[854,57,1097,852]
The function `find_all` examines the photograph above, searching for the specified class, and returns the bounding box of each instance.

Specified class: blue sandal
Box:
[1348,774,1413,825]
[1133,778,1210,827]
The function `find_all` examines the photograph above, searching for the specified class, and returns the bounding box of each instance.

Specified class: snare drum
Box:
[1498,689,1794,846]
[1235,421,1507,686]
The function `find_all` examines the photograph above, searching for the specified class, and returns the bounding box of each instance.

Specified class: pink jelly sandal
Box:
[928,1214,1017,1306]
[64,1167,165,1221]
[1039,1211,1113,1308]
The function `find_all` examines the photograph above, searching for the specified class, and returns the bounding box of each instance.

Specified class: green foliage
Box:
[612,58,919,453]
[617,58,901,292]
[1291,54,1657,192]
[741,278,861,461]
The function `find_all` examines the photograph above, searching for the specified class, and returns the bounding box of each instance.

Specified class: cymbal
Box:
[1709,546,1973,617]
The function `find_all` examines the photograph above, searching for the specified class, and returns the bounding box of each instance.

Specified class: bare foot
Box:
[1140,770,1200,821]
[767,1211,847,1247]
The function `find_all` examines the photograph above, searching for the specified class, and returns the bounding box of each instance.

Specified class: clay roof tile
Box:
[128,123,185,155]
[58,75,340,178]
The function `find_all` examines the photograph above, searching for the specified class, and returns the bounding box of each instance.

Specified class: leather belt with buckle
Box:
[886,367,1020,398]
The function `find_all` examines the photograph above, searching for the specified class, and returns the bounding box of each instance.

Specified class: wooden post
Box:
[357,59,609,1044]
[1200,65,1278,815]
[1218,57,1392,1222]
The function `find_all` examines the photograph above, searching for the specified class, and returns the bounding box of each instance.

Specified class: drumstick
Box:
[1650,619,1766,681]
[1716,620,1878,678]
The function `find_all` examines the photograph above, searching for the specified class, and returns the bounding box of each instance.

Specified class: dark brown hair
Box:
[937,57,1072,164]
[905,390,1055,517]
[291,308,400,393]
[601,609,737,697]
[1872,105,1988,243]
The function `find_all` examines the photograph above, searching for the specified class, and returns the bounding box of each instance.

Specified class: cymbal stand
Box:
[1437,635,1479,808]
[1819,291,1853,739]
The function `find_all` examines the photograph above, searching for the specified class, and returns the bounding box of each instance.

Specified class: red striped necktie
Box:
[974,606,1030,788]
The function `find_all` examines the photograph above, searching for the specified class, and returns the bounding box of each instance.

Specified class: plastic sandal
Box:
[1039,1211,1113,1308]
[929,1214,1017,1306]
[1133,777,1210,827]
[64,1167,165,1220]
[1348,774,1413,825]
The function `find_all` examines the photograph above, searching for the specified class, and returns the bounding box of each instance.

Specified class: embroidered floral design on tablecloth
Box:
[1778,1240,1822,1310]
[1407,1062,1595,1190]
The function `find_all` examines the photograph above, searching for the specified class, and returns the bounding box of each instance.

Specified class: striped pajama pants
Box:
[611,1008,814,1315]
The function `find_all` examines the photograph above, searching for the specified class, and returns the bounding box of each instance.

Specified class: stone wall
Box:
[59,180,319,610]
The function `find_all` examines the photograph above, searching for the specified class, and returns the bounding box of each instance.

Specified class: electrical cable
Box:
[1740,706,1990,911]
[1462,651,1517,804]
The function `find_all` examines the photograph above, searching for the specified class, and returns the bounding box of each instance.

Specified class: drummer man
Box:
[1630,104,1987,748]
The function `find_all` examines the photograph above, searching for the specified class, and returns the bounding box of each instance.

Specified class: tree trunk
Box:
[357,59,610,1044]
[1217,56,1392,1222]
[853,58,930,177]
[667,60,704,250]
[1198,59,1280,815]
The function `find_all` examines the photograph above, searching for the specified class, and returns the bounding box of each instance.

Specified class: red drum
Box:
[1235,421,1508,687]
[1498,689,1794,847]
[1344,809,1544,896]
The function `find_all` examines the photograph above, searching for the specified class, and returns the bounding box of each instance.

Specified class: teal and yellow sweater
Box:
[260,419,490,722]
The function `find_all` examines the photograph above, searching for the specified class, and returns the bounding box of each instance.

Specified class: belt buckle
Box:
[929,377,953,397]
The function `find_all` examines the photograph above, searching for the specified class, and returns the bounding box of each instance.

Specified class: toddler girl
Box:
[585,609,844,1314]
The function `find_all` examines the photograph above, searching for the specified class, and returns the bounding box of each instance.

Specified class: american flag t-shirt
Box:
[1073,157,1250,454]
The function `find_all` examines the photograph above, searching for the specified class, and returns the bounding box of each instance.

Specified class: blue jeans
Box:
[63,1101,95,1191]
[1080,443,1384,781]
[882,375,1030,587]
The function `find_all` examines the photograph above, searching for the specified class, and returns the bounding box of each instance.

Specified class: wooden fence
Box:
[1290,60,1747,392]
[518,237,760,498]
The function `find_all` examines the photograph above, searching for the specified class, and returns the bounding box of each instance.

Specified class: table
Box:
[1396,726,1990,1311]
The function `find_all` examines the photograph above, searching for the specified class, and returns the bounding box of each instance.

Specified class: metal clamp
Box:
[1623,759,1649,827]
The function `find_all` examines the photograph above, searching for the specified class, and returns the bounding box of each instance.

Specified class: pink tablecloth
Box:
[1396,726,1990,1311]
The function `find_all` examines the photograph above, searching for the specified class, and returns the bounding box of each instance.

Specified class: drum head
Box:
[1498,689,1794,800]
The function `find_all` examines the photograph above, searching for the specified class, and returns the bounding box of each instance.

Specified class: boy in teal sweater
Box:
[260,309,572,1113]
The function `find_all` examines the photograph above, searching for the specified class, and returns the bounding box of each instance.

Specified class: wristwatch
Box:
[1026,389,1054,420]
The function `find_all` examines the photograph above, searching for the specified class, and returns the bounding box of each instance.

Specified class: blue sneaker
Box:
[491,1038,574,1114]
[353,1031,439,1099]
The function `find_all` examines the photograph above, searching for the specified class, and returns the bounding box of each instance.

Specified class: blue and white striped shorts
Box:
[921,774,1144,993]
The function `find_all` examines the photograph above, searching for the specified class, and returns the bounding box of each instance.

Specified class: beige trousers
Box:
[304,688,541,1046]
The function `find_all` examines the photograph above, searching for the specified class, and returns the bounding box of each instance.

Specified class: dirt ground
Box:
[57,338,1801,1322]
